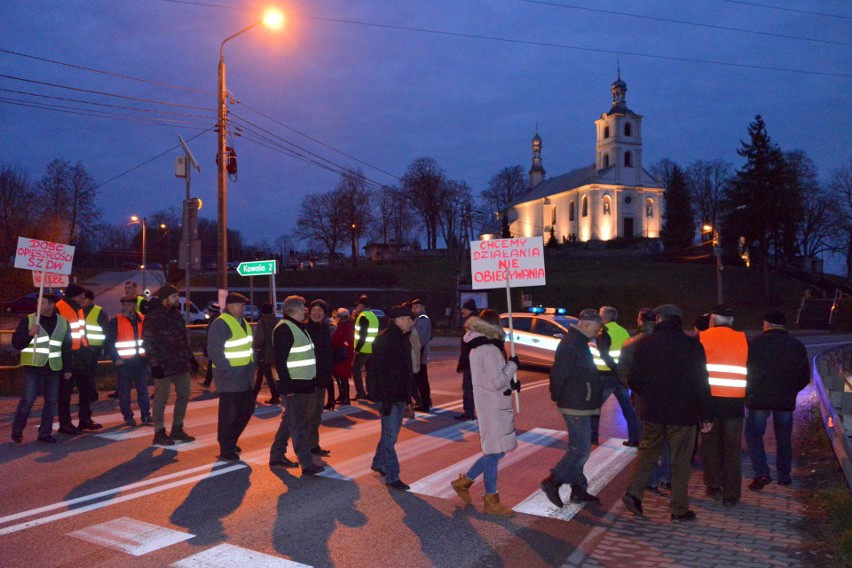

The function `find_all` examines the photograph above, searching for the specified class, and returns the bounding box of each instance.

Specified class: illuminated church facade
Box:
[505,74,664,243]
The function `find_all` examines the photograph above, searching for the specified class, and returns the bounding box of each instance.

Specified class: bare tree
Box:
[686,159,732,230]
[402,157,446,250]
[35,159,101,245]
[438,179,474,248]
[296,191,346,259]
[785,150,837,259]
[829,159,852,279]
[0,164,36,264]
[374,184,411,246]
[481,165,528,234]
[333,169,373,264]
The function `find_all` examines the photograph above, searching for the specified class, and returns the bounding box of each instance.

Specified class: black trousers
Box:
[414,363,431,408]
[58,366,94,426]
[217,389,256,456]
[461,369,475,416]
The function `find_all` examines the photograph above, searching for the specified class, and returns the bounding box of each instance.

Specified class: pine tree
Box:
[661,163,695,250]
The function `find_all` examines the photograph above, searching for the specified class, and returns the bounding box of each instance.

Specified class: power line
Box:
[719,0,852,21]
[521,0,852,47]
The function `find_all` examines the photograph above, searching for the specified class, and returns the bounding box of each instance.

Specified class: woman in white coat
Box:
[450,309,520,516]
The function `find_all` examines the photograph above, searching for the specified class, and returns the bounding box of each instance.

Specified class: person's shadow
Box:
[170,464,252,545]
[64,447,178,506]
[270,469,366,567]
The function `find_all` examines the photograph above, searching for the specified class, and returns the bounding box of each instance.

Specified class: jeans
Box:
[352,353,370,397]
[270,392,313,468]
[372,402,405,483]
[627,422,696,515]
[552,413,592,490]
[12,369,59,438]
[701,416,744,500]
[745,408,793,479]
[306,387,326,448]
[591,375,639,444]
[116,361,150,421]
[152,372,191,431]
[461,370,475,416]
[217,389,256,456]
[466,452,505,494]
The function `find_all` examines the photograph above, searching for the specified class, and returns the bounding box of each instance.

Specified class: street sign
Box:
[14,237,75,275]
[236,259,277,277]
[470,236,546,290]
[32,272,69,288]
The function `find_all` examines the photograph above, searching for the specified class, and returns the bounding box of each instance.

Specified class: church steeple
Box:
[596,70,644,184]
[610,65,628,111]
[529,125,545,189]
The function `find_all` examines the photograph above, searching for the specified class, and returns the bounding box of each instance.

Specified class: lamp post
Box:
[130,216,147,293]
[217,8,284,307]
[703,224,724,306]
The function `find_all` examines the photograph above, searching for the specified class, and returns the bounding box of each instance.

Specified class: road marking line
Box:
[409,427,567,499]
[68,517,194,556]
[512,438,637,520]
[0,464,246,535]
[49,396,224,430]
[172,543,312,567]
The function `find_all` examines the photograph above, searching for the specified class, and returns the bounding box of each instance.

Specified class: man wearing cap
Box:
[269,296,324,475]
[540,308,605,507]
[411,299,433,412]
[699,305,748,506]
[55,283,101,434]
[143,284,198,446]
[352,295,379,401]
[81,289,108,403]
[744,310,810,489]
[305,298,334,457]
[370,304,416,490]
[105,295,151,426]
[11,294,71,443]
[208,292,256,461]
[621,304,713,523]
[455,297,478,421]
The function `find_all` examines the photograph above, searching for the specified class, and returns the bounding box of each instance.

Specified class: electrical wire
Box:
[719,0,852,21]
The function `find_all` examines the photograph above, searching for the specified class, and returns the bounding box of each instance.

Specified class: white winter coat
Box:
[464,317,518,455]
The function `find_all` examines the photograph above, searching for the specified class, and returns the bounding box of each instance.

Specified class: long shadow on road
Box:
[170,464,252,545]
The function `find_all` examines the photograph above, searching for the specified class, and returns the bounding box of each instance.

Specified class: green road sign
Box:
[236,260,277,276]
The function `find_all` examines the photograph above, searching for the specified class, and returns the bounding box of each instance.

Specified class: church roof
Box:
[509,164,597,207]
[605,101,635,116]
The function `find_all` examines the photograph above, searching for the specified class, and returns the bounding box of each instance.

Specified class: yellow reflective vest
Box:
[20,314,68,371]
[216,312,254,367]
[276,318,316,380]
[84,305,106,346]
[591,322,630,371]
[355,310,379,354]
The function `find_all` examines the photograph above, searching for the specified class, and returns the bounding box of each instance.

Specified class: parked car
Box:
[299,260,314,270]
[121,261,140,271]
[145,262,163,271]
[314,259,329,268]
[3,293,40,314]
[243,304,260,322]
[499,307,578,367]
[284,258,299,270]
[178,297,208,324]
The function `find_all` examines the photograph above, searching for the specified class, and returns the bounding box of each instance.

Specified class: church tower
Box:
[529,128,545,189]
[594,69,644,186]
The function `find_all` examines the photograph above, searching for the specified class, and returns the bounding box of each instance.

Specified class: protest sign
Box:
[470,237,546,289]
[32,272,69,288]
[14,237,75,275]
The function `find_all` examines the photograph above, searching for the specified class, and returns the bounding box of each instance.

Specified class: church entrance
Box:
[623,217,634,239]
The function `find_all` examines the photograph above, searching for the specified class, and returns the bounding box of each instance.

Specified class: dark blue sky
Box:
[2,0,850,248]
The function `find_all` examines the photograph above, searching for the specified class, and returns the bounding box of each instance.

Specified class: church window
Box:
[603,154,610,168]
[581,196,589,217]
[603,196,612,215]
[569,201,575,221]
[646,199,654,218]
[552,207,557,225]
[604,125,610,139]
[624,122,632,137]
[624,151,632,167]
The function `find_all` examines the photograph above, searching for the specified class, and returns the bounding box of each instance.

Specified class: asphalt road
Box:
[0,336,848,567]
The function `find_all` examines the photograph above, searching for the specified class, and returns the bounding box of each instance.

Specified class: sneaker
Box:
[79,421,103,431]
[11,433,22,444]
[124,417,137,427]
[621,493,644,516]
[301,464,325,475]
[37,435,58,444]
[153,429,175,446]
[570,487,601,503]
[748,475,772,491]
[311,446,331,456]
[269,458,299,469]
[386,479,410,491]
[169,426,195,443]
[58,425,82,435]
[540,475,564,508]
[671,510,697,523]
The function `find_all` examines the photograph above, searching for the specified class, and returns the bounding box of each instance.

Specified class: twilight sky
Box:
[1,0,850,248]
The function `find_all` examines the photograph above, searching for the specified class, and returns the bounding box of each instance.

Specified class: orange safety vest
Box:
[115,313,145,359]
[699,326,748,398]
[56,299,88,350]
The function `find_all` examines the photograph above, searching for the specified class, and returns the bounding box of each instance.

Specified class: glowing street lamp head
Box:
[702,224,713,233]
[130,215,140,223]
[263,9,284,30]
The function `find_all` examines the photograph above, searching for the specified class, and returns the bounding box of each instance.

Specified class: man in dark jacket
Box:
[252,304,280,404]
[540,309,605,508]
[621,304,713,523]
[454,298,478,421]
[370,304,415,490]
[11,293,71,443]
[305,298,334,457]
[269,296,324,475]
[143,284,198,446]
[745,310,810,489]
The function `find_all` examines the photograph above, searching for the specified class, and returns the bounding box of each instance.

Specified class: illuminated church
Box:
[504,73,664,242]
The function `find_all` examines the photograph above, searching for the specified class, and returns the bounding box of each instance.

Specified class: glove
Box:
[509,355,520,367]
[189,357,200,373]
[510,378,521,392]
[151,365,165,379]
[381,401,393,416]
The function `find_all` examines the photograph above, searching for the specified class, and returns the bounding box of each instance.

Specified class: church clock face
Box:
[624,195,633,204]
[623,193,635,212]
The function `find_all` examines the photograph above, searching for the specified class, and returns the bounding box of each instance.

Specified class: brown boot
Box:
[450,474,474,504]
[483,493,515,517]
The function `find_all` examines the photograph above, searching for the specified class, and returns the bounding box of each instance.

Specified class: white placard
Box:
[32,272,69,288]
[470,236,546,290]
[14,237,75,275]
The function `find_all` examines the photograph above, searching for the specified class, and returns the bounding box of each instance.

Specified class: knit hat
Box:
[225,292,249,304]
[763,309,787,326]
[83,289,95,300]
[461,298,477,312]
[64,284,85,299]
[577,308,603,323]
[156,284,179,300]
[638,307,656,322]
[388,304,413,319]
[310,299,330,315]
[709,304,734,317]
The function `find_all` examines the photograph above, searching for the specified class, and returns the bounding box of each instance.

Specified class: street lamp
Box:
[130,216,147,293]
[217,8,284,306]
[702,223,723,305]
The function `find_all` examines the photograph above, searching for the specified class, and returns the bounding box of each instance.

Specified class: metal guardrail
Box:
[813,344,852,490]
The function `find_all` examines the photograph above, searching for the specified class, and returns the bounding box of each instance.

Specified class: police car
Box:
[500,307,578,367]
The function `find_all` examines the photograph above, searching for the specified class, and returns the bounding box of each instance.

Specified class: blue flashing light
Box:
[556,308,567,315]
[529,306,545,313]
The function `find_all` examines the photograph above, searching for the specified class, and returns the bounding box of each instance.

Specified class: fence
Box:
[813,343,852,489]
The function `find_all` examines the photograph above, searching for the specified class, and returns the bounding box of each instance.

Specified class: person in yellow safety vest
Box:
[10,293,72,444]
[268,295,325,475]
[352,294,379,401]
[207,292,257,461]
[81,289,109,403]
[699,304,748,507]
[590,306,640,446]
[105,294,151,427]
[55,284,102,434]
